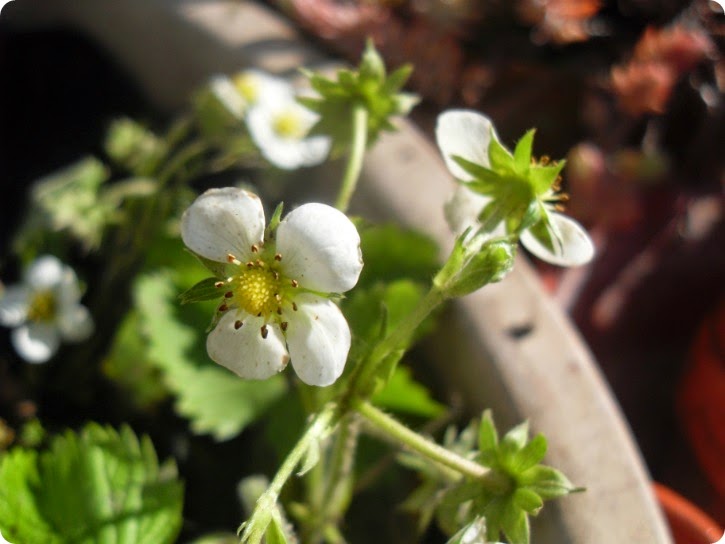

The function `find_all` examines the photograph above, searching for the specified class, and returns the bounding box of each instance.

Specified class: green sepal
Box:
[513,488,543,514]
[265,515,290,544]
[513,129,536,174]
[488,129,515,173]
[179,277,224,305]
[529,160,565,195]
[501,503,530,544]
[265,201,285,240]
[478,409,499,452]
[187,249,229,278]
[518,465,581,500]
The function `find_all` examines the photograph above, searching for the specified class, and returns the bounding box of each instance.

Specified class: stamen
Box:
[227,253,241,265]
[219,303,228,312]
[273,271,280,280]
[234,320,243,330]
[224,291,233,298]
[251,244,259,253]
[214,281,224,288]
[292,302,298,311]
[274,294,282,303]
[277,308,282,315]
[281,322,288,331]
[246,261,255,268]
[291,279,298,288]
[274,253,282,261]
[261,325,268,339]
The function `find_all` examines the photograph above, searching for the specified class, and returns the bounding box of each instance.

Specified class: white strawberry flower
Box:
[208,69,294,119]
[181,188,362,386]
[436,109,594,267]
[246,91,331,170]
[0,255,94,363]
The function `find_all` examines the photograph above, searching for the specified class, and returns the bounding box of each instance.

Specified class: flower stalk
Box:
[334,104,369,213]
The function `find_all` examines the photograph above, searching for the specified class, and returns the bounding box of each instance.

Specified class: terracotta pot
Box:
[654,483,723,544]
[4,1,674,542]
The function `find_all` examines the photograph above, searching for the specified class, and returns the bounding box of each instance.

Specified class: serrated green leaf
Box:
[135,273,286,440]
[513,129,535,173]
[179,276,224,304]
[0,424,183,544]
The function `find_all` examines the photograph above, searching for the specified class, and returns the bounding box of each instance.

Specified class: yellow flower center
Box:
[234,266,282,318]
[272,110,306,139]
[232,73,258,104]
[27,290,56,323]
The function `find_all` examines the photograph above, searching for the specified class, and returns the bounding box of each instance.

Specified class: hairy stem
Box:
[334,104,368,213]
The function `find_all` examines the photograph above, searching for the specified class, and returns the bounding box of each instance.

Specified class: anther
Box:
[214,281,224,288]
[273,271,280,280]
[234,320,243,330]
[281,322,288,331]
[291,279,298,288]
[246,261,255,268]
[257,312,262,317]
[256,260,264,267]
[292,302,298,311]
[277,308,282,315]
[224,291,233,298]
[251,244,259,253]
[274,253,282,261]
[261,325,268,339]
[219,303,228,312]
[227,253,241,265]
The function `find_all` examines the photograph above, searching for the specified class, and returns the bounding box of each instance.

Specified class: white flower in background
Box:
[0,255,94,363]
[181,188,362,386]
[209,69,293,119]
[246,91,331,170]
[436,109,594,267]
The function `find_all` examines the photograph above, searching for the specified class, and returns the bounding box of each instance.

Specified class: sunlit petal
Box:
[11,323,60,364]
[0,285,29,327]
[521,213,595,267]
[207,312,289,380]
[276,203,362,293]
[286,295,350,386]
[181,187,265,263]
[435,109,498,181]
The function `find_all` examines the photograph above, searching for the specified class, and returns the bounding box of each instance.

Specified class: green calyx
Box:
[299,39,419,152]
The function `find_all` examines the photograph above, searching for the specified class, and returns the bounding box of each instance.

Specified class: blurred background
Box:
[0,0,723,542]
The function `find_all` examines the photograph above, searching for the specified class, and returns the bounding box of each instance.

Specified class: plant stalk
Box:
[334,104,368,213]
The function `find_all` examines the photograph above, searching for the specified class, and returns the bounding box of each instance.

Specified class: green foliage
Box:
[372,365,445,418]
[402,412,579,544]
[0,423,183,544]
[300,40,418,152]
[104,117,168,176]
[134,272,286,440]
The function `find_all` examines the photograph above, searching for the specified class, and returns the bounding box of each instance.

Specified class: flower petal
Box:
[276,203,362,293]
[207,312,289,380]
[25,255,65,289]
[181,187,265,263]
[11,323,60,364]
[0,285,29,327]
[444,185,493,236]
[246,101,330,170]
[286,294,350,386]
[435,110,498,181]
[58,304,94,342]
[521,212,595,267]
[209,74,246,119]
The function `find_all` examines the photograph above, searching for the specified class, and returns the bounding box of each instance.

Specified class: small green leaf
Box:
[488,132,514,173]
[519,466,580,500]
[513,488,543,514]
[265,515,290,544]
[510,434,547,474]
[501,504,530,544]
[478,410,499,452]
[513,129,536,173]
[372,365,445,418]
[179,277,224,305]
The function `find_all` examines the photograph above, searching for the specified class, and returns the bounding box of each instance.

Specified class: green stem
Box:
[350,286,446,395]
[240,404,338,544]
[355,400,487,479]
[334,104,368,213]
